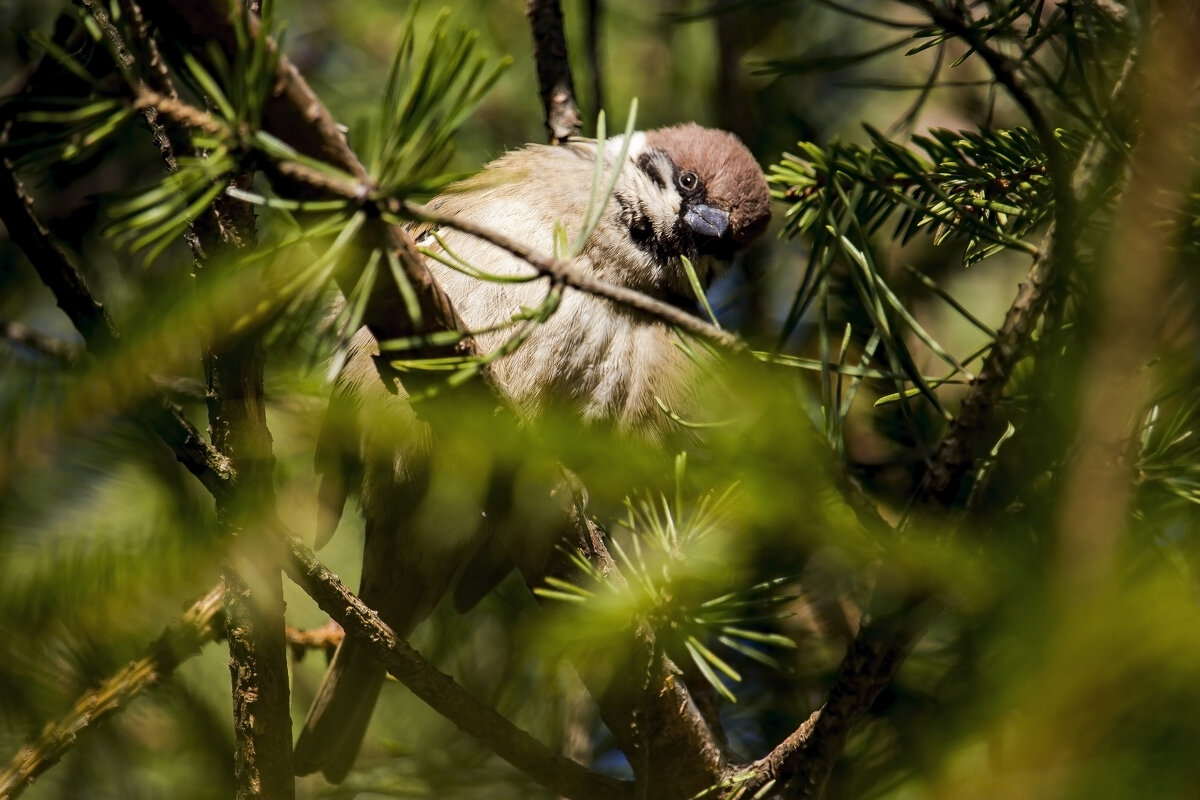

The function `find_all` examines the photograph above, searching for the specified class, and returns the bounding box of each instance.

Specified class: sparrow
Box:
[293,123,772,782]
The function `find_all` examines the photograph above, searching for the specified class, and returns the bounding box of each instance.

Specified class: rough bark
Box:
[527,0,583,143]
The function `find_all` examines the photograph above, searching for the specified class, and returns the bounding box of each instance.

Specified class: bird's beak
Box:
[684,203,730,239]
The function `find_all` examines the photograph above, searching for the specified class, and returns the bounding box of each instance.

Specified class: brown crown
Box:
[643,124,772,244]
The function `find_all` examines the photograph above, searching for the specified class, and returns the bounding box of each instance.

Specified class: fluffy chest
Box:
[483,289,693,437]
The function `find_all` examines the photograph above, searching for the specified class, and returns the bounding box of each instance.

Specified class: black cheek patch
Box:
[635,217,693,266]
[637,152,667,189]
[617,192,654,244]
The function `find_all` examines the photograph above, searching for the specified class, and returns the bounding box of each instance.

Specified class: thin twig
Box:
[133,90,229,136]
[0,145,118,353]
[78,0,180,170]
[0,318,81,364]
[0,585,226,800]
[285,621,343,657]
[394,199,747,352]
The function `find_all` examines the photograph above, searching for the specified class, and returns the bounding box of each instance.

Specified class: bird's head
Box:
[599,123,771,298]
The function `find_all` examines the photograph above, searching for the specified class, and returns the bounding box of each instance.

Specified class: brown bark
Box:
[196,181,294,800]
[526,0,583,143]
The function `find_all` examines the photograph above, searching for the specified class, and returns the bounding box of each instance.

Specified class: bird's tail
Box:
[293,636,386,783]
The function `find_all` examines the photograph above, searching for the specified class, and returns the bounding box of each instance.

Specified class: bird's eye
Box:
[677,170,700,193]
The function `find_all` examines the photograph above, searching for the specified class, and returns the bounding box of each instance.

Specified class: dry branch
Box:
[201,222,295,799]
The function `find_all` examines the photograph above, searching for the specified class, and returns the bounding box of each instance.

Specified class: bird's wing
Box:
[313,374,363,549]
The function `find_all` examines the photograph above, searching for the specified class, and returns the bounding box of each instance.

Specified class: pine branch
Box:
[908,0,1079,305]
[744,3,1126,794]
[0,585,226,800]
[24,4,732,794]
[136,0,479,374]
[771,126,1059,266]
[80,7,298,792]
[538,488,731,796]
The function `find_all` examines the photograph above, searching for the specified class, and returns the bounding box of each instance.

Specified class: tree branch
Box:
[743,4,1122,793]
[66,4,731,794]
[0,318,81,364]
[0,176,628,799]
[394,199,746,352]
[128,86,743,354]
[185,80,296,800]
[0,585,226,800]
[202,247,295,800]
[285,622,342,659]
[284,534,634,800]
[526,0,583,143]
[0,141,118,354]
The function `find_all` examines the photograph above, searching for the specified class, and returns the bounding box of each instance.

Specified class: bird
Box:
[293,123,772,782]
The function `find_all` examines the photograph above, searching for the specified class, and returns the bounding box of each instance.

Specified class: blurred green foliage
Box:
[2,1,1200,799]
